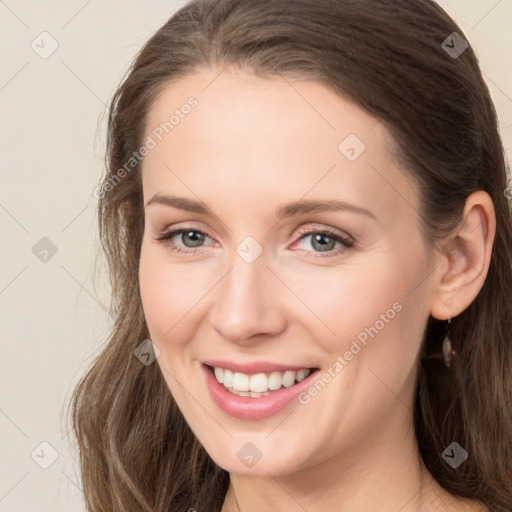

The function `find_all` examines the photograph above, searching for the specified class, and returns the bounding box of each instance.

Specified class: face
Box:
[138,67,433,477]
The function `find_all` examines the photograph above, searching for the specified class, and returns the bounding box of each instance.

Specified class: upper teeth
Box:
[213,367,311,393]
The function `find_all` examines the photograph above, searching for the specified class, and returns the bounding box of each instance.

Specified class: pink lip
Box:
[202,359,315,374]
[201,363,320,420]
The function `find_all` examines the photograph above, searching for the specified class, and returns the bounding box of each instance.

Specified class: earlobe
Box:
[429,190,496,320]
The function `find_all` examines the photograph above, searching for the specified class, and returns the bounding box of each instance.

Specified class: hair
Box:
[69,0,512,510]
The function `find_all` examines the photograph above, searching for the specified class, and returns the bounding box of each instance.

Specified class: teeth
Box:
[296,368,310,382]
[281,371,296,387]
[212,366,312,394]
[268,371,282,390]
[250,373,268,392]
[214,367,224,384]
[223,369,233,388]
[232,372,249,391]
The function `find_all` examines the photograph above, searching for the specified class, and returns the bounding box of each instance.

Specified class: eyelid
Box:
[153,222,355,256]
[289,225,354,258]
[156,221,353,242]
[153,225,214,249]
[293,223,354,244]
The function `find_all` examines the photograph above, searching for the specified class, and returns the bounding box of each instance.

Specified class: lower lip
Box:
[202,364,319,420]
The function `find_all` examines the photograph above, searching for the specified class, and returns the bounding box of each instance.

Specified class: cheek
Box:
[285,263,408,347]
[138,238,226,365]
[138,241,199,346]
[290,250,428,377]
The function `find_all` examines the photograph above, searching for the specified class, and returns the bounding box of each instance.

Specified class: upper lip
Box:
[203,359,318,374]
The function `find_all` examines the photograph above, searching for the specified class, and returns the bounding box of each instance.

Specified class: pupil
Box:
[313,234,335,252]
[184,231,204,247]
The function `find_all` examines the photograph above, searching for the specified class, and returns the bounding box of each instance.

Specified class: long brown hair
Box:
[69,1,512,510]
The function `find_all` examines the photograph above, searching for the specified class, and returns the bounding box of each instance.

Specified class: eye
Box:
[154,228,213,254]
[291,227,354,258]
[153,225,354,258]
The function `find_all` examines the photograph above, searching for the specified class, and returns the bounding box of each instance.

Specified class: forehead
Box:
[145,67,380,152]
[142,68,419,230]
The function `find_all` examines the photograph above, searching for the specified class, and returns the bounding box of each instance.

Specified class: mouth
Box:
[205,364,321,398]
[201,363,321,420]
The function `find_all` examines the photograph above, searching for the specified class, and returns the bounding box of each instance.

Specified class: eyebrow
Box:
[145,193,376,221]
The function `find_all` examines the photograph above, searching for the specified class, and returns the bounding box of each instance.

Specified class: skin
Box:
[138,67,495,511]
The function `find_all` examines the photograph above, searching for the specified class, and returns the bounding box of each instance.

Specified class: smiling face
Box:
[138,66,435,477]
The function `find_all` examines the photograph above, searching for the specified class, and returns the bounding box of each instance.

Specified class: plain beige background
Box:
[0,1,510,510]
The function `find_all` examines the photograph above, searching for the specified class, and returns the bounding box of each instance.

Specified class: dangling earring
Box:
[442,318,455,368]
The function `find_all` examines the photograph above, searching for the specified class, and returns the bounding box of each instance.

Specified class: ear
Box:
[429,190,496,320]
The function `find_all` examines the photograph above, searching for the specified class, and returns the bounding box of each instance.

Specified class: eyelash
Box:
[154,226,354,258]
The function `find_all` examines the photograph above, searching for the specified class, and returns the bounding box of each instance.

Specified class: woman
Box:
[70,0,512,510]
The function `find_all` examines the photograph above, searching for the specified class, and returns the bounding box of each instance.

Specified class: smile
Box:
[202,363,321,420]
[212,366,313,397]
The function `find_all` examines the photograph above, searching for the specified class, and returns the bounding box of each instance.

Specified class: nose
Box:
[209,250,287,345]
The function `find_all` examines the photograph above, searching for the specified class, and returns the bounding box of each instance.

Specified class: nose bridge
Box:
[209,242,284,342]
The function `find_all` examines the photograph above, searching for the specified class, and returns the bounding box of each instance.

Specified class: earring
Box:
[442,318,455,368]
